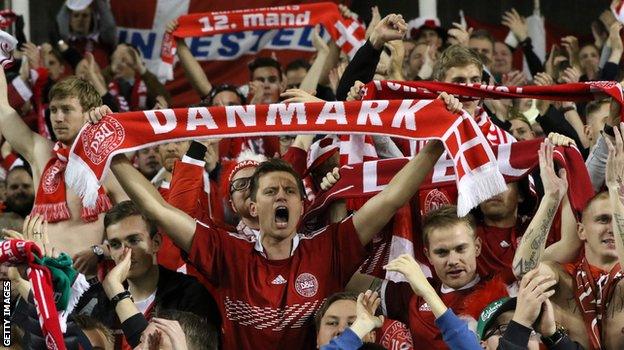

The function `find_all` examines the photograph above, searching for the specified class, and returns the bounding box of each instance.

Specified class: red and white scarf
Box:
[363,80,624,119]
[0,239,66,350]
[31,142,112,223]
[303,138,594,224]
[160,2,366,79]
[66,99,506,216]
[566,258,623,350]
[107,74,148,112]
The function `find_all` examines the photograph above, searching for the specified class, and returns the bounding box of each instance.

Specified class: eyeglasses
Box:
[230,176,252,194]
[254,76,280,84]
[483,324,538,340]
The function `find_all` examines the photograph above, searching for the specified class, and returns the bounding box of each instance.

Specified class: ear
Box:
[249,201,259,218]
[583,124,592,141]
[151,232,162,253]
[299,200,304,217]
[424,247,432,264]
[474,236,482,257]
[577,222,587,242]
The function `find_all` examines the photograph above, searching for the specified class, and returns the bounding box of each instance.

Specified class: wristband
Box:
[186,141,208,161]
[540,328,566,347]
[110,290,133,308]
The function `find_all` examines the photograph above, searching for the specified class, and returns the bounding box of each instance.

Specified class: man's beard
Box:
[5,194,35,218]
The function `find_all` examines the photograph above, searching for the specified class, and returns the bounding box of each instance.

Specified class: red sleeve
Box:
[168,158,205,219]
[329,216,369,285]
[188,221,225,287]
[383,280,414,325]
[281,146,307,177]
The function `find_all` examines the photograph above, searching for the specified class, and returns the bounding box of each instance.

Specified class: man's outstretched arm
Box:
[110,154,196,252]
[0,66,52,168]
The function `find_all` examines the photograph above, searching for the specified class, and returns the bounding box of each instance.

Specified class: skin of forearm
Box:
[563,109,590,149]
[512,195,560,278]
[318,44,340,86]
[608,49,623,63]
[176,39,212,97]
[544,195,582,263]
[299,50,329,94]
[420,287,448,318]
[350,319,376,340]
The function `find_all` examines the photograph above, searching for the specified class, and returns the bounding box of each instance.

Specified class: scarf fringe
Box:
[456,163,507,216]
[59,273,90,333]
[31,202,71,223]
[65,154,102,208]
[81,193,112,222]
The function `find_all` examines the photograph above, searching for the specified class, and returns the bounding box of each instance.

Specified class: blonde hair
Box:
[422,205,476,247]
[432,45,484,81]
[49,76,102,112]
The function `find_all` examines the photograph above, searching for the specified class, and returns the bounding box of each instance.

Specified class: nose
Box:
[447,251,461,266]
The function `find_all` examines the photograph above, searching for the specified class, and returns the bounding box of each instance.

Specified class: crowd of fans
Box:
[2,0,624,349]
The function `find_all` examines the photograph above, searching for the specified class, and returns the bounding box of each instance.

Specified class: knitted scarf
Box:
[565,258,623,350]
[31,142,112,223]
[0,239,66,350]
[302,138,594,224]
[160,2,366,78]
[66,99,506,216]
[362,80,624,119]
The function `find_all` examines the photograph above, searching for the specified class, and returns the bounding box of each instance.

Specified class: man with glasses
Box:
[477,269,581,350]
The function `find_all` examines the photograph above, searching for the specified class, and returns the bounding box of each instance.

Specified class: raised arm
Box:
[110,154,196,252]
[166,20,212,98]
[605,123,624,269]
[0,65,52,169]
[512,140,567,278]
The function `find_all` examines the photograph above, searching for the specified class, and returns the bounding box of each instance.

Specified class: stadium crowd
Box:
[2,0,624,349]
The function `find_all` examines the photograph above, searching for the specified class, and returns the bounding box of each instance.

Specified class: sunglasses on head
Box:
[230,176,252,194]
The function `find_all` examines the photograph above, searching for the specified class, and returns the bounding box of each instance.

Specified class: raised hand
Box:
[320,167,340,191]
[369,14,407,50]
[502,70,527,86]
[512,268,557,328]
[152,318,189,350]
[447,22,472,47]
[355,290,384,329]
[539,139,568,201]
[311,25,330,55]
[384,254,433,297]
[608,22,624,53]
[502,8,528,42]
[365,6,381,40]
[559,67,581,84]
[280,89,324,103]
[84,104,113,124]
[605,122,624,198]
[102,247,132,298]
[346,80,365,101]
[437,92,463,114]
[547,132,576,147]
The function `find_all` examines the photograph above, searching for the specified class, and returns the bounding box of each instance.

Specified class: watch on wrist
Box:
[91,244,105,261]
[110,290,133,308]
[541,327,566,347]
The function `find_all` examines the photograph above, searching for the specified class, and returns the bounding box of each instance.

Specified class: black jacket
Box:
[497,321,584,350]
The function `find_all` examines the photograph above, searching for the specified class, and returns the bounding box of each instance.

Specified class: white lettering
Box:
[294,11,310,25]
[226,105,257,127]
[187,108,217,130]
[145,109,176,134]
[357,100,388,126]
[391,100,429,131]
[316,102,347,125]
[266,13,279,26]
[243,14,264,26]
[387,82,402,91]
[267,103,307,125]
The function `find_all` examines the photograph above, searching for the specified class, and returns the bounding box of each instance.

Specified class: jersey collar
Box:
[254,232,301,258]
[440,275,481,294]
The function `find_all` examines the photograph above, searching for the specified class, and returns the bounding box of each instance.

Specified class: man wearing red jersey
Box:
[379,205,508,349]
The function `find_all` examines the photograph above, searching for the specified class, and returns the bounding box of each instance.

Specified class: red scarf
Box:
[32,142,112,223]
[566,258,623,350]
[303,139,593,224]
[363,80,624,119]
[108,74,148,112]
[0,239,66,350]
[66,99,506,216]
[160,2,366,78]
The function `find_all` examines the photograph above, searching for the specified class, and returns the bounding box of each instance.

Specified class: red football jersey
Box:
[384,278,490,350]
[188,216,368,350]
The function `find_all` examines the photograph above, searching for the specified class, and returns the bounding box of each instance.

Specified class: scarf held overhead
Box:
[161,2,366,79]
[66,99,506,216]
[0,240,66,350]
[363,80,624,119]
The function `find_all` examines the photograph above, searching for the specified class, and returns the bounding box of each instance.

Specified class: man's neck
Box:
[241,216,259,230]
[483,214,517,229]
[128,264,159,301]
[585,251,619,272]
[163,170,172,182]
[261,234,293,260]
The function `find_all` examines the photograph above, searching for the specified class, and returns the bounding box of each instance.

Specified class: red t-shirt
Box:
[384,278,494,349]
[189,216,367,350]
[476,225,520,284]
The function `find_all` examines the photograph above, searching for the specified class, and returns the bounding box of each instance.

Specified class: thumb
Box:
[558,168,567,180]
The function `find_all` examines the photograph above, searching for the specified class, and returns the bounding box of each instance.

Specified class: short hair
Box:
[432,45,484,81]
[7,164,33,180]
[206,84,246,106]
[154,309,218,350]
[470,29,495,47]
[581,191,609,222]
[71,314,114,345]
[103,200,158,238]
[285,59,311,73]
[249,158,306,201]
[422,205,476,247]
[507,110,531,128]
[585,99,610,118]
[48,76,102,112]
[248,57,283,80]
[314,292,358,331]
